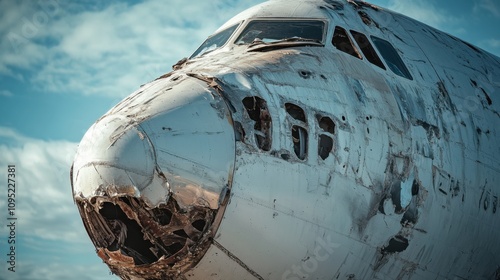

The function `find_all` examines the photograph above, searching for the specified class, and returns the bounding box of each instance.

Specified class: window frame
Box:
[331,26,362,59]
[370,36,413,80]
[233,17,329,46]
[349,30,386,70]
[189,22,242,59]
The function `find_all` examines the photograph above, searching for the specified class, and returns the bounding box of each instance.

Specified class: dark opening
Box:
[192,219,207,232]
[292,126,308,160]
[317,115,335,160]
[382,235,409,254]
[243,96,272,151]
[332,26,361,59]
[371,36,413,80]
[390,181,404,214]
[299,70,312,79]
[318,116,335,134]
[350,30,386,70]
[286,103,306,122]
[99,202,159,265]
[151,208,172,226]
[318,135,333,160]
[411,179,419,196]
[401,207,418,225]
[173,229,189,239]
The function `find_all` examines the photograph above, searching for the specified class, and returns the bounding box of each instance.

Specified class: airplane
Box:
[70,0,500,279]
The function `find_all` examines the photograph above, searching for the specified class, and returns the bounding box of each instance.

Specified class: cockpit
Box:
[190,18,327,58]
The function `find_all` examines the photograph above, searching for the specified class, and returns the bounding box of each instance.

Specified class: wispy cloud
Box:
[0,0,264,98]
[0,89,13,97]
[386,0,461,31]
[0,127,80,242]
[485,39,500,48]
[479,39,500,56]
[474,0,500,18]
[0,127,114,279]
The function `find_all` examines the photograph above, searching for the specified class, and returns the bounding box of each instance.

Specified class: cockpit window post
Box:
[332,26,362,59]
[350,30,386,70]
[190,23,240,58]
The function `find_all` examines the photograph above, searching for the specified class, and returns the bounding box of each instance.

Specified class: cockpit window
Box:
[235,20,325,45]
[371,36,413,80]
[190,23,240,58]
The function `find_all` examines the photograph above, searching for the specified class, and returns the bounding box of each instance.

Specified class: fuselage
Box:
[71,0,500,279]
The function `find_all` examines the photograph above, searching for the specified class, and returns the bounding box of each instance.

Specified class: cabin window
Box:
[371,36,413,80]
[242,96,272,151]
[190,23,240,58]
[286,103,308,160]
[235,20,325,45]
[350,30,386,70]
[317,115,335,160]
[292,126,308,160]
[332,26,361,59]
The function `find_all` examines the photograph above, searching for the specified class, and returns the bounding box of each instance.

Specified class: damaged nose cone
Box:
[71,77,236,279]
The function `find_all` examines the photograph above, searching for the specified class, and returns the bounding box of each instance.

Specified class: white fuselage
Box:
[71,1,500,279]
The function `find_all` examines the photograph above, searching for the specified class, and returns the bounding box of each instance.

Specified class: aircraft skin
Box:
[71,0,500,279]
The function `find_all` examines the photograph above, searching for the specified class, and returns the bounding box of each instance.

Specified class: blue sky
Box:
[0,0,498,279]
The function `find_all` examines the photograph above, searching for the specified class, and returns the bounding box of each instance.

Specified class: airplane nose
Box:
[71,77,235,279]
[72,116,156,199]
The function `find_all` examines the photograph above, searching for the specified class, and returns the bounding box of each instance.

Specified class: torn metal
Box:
[75,193,225,279]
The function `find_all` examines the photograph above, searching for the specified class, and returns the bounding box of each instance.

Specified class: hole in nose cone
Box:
[75,195,219,278]
[72,116,224,278]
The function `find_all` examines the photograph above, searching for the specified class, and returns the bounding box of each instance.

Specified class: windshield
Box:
[235,20,325,45]
[190,23,240,58]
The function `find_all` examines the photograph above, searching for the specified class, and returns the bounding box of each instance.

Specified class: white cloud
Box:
[0,127,83,242]
[0,0,264,98]
[474,0,500,18]
[0,89,13,97]
[485,39,500,48]
[0,127,115,279]
[386,0,459,30]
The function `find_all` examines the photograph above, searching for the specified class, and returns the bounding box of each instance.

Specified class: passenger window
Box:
[286,103,308,160]
[292,126,308,160]
[243,96,272,151]
[317,116,335,160]
[332,26,361,59]
[350,30,386,70]
[371,36,413,80]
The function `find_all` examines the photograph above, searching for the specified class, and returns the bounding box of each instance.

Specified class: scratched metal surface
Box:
[71,0,500,279]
